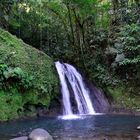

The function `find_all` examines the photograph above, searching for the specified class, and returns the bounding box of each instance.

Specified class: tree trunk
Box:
[67,4,75,46]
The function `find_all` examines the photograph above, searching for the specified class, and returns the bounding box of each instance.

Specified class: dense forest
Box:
[0,0,140,121]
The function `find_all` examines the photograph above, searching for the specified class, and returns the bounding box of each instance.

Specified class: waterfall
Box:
[55,61,95,118]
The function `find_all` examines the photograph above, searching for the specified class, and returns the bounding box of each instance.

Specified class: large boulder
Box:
[137,135,140,140]
[0,28,58,95]
[137,126,140,130]
[28,128,53,140]
[0,28,58,121]
[10,136,28,140]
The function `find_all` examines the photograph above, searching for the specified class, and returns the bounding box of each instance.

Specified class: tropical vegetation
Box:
[0,0,140,120]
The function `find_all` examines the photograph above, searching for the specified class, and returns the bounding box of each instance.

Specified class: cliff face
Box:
[0,28,59,121]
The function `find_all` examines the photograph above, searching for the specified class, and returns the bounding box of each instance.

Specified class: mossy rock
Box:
[0,28,59,121]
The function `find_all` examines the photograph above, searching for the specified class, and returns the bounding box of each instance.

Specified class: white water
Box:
[55,62,73,115]
[55,61,95,119]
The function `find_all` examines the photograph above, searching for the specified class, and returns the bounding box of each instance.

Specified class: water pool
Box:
[0,115,140,140]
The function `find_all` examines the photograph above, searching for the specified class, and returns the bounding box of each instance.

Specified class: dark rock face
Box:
[88,83,110,113]
[28,128,53,140]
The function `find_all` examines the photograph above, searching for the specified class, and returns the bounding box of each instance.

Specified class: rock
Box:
[137,126,140,130]
[137,135,140,140]
[28,128,53,140]
[0,28,58,121]
[10,136,28,140]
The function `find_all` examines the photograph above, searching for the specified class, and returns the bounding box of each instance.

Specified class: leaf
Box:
[115,53,125,63]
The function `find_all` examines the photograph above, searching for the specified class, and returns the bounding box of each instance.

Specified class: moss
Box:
[0,89,23,121]
[22,90,51,106]
[0,28,58,92]
[0,28,59,121]
[0,29,21,48]
[107,86,140,111]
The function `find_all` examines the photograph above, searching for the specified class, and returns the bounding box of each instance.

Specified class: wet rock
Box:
[137,126,140,130]
[103,137,109,140]
[87,83,110,113]
[137,135,140,140]
[10,136,28,140]
[28,128,53,140]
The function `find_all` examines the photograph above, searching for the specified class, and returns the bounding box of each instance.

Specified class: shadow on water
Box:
[0,115,140,140]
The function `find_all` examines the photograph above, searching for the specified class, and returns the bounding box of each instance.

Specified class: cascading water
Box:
[55,61,96,119]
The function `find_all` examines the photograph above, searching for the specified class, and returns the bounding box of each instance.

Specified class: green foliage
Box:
[0,89,23,121]
[0,63,54,121]
[116,24,140,65]
[0,28,21,48]
[0,28,58,121]
[107,86,140,111]
[0,63,33,90]
[111,24,140,82]
[0,28,58,95]
[0,87,52,121]
[110,0,140,25]
[0,0,15,28]
[0,0,140,115]
[91,65,119,86]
